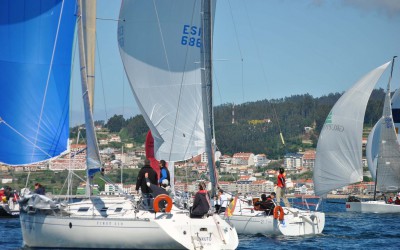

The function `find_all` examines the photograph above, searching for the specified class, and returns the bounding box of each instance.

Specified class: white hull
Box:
[346,200,400,213]
[223,200,325,236]
[19,195,238,249]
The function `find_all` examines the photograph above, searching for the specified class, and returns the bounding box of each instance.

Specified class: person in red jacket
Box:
[276,168,290,207]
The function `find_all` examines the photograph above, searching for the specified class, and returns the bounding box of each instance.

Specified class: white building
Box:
[254,154,270,167]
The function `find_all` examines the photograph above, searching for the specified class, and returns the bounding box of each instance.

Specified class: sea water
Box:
[1,199,399,250]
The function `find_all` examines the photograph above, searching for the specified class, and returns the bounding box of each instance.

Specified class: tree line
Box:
[70,88,387,160]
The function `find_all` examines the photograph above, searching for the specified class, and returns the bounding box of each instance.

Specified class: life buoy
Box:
[273,206,284,221]
[153,194,173,213]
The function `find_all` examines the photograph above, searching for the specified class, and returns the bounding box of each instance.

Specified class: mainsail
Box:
[367,87,400,183]
[313,62,390,196]
[374,61,400,192]
[0,0,76,165]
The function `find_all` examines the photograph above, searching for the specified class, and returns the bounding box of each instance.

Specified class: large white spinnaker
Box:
[118,0,216,162]
[314,61,391,196]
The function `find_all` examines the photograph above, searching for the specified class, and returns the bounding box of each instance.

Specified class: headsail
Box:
[118,0,216,162]
[0,0,76,165]
[77,0,102,180]
[314,61,390,196]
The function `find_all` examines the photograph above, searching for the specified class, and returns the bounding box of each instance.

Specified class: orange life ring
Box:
[153,194,173,213]
[273,206,284,221]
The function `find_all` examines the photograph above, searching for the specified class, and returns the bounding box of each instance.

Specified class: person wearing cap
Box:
[136,158,158,209]
[158,160,171,187]
[145,173,169,197]
[255,192,276,215]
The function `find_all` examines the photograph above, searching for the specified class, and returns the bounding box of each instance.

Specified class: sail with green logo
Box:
[313,61,390,196]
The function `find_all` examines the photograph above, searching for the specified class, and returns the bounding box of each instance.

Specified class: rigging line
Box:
[31,0,66,164]
[227,0,245,103]
[242,1,285,148]
[1,120,53,158]
[95,33,109,121]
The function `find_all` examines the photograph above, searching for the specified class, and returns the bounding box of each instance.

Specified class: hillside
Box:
[72,88,386,159]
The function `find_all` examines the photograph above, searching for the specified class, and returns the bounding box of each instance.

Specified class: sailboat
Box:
[223,191,325,236]
[0,187,19,218]
[117,0,325,236]
[347,57,400,213]
[1,0,238,249]
[313,58,399,213]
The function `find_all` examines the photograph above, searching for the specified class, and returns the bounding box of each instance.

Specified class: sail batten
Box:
[314,61,391,196]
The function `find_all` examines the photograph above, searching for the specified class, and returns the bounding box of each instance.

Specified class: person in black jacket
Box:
[136,158,158,209]
[255,192,276,215]
[34,183,45,195]
[190,182,210,218]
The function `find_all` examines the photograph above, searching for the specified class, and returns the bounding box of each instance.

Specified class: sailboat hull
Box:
[19,196,238,249]
[0,203,19,218]
[346,201,400,213]
[224,200,325,236]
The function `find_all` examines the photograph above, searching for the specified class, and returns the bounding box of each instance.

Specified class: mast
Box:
[201,0,218,197]
[77,0,101,196]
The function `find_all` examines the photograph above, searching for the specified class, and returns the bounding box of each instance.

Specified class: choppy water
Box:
[1,199,399,250]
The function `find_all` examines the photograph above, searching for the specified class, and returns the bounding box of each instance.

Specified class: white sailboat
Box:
[223,195,325,236]
[1,0,238,249]
[347,57,400,213]
[117,0,325,236]
[313,58,398,213]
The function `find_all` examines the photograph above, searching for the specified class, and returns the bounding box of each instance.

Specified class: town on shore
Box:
[0,125,378,199]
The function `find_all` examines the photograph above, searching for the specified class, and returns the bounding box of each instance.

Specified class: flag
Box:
[225,195,238,217]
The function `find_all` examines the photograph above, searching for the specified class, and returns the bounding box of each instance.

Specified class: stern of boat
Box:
[277,208,325,236]
[156,212,238,250]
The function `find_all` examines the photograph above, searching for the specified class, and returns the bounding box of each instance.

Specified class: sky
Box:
[70,0,400,126]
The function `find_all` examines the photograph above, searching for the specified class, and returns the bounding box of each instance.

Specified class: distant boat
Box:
[313,57,400,213]
[347,57,400,213]
[1,0,238,249]
[0,188,19,218]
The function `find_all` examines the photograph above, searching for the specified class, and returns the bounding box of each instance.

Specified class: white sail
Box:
[367,88,400,181]
[375,84,400,192]
[80,0,97,112]
[366,117,382,180]
[314,62,390,196]
[118,0,216,162]
[77,0,102,180]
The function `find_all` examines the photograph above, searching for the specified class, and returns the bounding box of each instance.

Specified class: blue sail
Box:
[0,0,76,165]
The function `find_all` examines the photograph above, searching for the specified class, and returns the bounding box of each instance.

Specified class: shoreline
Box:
[287,194,375,199]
